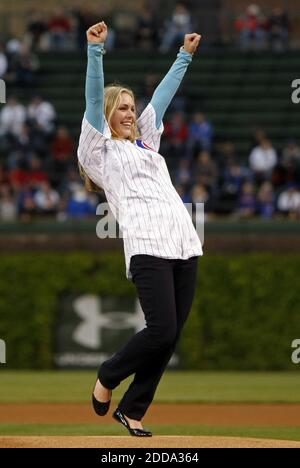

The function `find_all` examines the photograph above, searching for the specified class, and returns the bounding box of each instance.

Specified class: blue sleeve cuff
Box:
[177,49,193,63]
[87,42,105,56]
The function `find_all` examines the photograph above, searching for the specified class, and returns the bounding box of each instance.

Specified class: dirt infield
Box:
[1,435,300,448]
[1,403,300,426]
[1,404,300,448]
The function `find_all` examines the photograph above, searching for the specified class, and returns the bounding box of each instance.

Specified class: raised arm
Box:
[150,33,201,129]
[85,22,108,133]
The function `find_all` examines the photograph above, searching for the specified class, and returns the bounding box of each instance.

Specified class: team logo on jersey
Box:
[135,139,154,152]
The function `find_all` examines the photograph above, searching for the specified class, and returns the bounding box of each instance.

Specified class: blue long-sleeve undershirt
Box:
[85,43,193,134]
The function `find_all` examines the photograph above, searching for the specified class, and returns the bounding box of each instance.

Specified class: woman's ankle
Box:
[93,379,112,402]
[124,414,143,430]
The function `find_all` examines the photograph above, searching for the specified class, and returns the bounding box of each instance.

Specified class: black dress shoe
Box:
[92,393,111,416]
[113,408,152,437]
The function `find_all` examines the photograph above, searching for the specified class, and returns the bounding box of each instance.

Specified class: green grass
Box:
[0,371,300,403]
[0,424,300,441]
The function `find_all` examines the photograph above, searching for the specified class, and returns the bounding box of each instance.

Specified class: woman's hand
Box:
[183,33,201,54]
[86,21,108,44]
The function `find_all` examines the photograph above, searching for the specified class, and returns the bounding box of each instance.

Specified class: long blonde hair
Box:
[78,84,139,192]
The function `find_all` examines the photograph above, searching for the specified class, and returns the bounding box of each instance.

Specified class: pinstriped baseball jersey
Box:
[78,102,203,280]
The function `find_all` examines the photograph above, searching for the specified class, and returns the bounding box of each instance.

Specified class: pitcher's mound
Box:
[1,436,300,448]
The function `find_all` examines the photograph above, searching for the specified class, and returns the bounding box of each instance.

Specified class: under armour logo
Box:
[72,295,145,349]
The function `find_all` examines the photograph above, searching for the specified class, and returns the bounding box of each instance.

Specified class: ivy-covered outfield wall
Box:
[0,252,299,370]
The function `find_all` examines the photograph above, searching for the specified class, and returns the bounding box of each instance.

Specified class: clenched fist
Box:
[183,33,202,54]
[86,21,108,44]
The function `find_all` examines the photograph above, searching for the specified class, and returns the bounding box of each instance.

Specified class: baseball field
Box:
[1,370,300,448]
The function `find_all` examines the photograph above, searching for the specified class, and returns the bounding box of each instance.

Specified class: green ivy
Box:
[0,252,299,370]
[180,253,300,370]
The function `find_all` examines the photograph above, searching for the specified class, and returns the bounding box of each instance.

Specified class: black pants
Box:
[98,254,199,420]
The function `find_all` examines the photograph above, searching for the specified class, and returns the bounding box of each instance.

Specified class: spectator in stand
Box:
[221,160,251,199]
[49,126,75,186]
[267,6,289,52]
[175,183,192,203]
[8,156,48,190]
[27,155,49,189]
[26,11,48,50]
[277,183,300,219]
[249,138,277,183]
[71,5,97,50]
[51,126,75,167]
[191,183,214,218]
[6,149,25,171]
[27,95,56,136]
[0,44,8,79]
[6,37,22,55]
[9,161,29,192]
[256,181,275,219]
[16,121,48,159]
[235,4,267,51]
[159,3,195,53]
[251,127,268,148]
[215,141,237,172]
[186,112,214,159]
[11,122,46,162]
[48,8,72,50]
[0,184,18,221]
[113,11,138,49]
[195,150,218,195]
[174,158,193,191]
[14,123,31,158]
[59,167,83,196]
[8,43,40,87]
[0,96,26,139]
[218,160,251,214]
[280,140,300,183]
[17,182,37,221]
[136,4,159,50]
[191,183,209,203]
[163,111,189,167]
[0,163,10,186]
[235,181,257,218]
[33,180,60,216]
[66,186,97,218]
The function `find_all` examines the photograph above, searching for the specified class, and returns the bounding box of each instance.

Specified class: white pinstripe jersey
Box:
[78,103,203,280]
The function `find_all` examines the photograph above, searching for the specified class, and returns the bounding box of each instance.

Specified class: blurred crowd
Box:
[235,4,290,53]
[0,94,98,222]
[0,1,298,223]
[0,88,300,223]
[0,2,291,57]
[155,98,300,220]
[0,2,292,89]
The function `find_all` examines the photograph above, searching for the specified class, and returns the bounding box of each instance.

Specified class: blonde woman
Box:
[78,21,203,437]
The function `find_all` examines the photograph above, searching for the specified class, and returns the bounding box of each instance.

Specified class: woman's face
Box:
[110,92,136,139]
